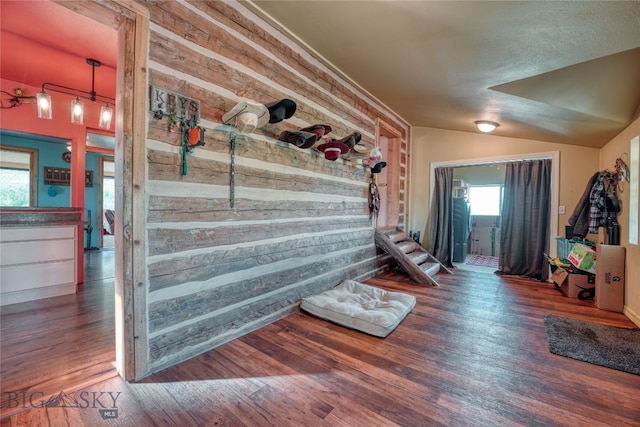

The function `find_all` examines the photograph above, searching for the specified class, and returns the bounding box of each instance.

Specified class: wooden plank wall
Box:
[144,0,409,372]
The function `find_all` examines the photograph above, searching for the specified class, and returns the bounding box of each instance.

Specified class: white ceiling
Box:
[245,1,640,147]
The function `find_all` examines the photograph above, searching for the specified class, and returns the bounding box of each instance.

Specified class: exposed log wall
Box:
[145,0,408,371]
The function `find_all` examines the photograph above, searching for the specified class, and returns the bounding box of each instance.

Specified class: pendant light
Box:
[36,58,115,128]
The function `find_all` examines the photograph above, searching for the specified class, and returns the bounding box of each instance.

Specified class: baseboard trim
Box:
[623,305,640,328]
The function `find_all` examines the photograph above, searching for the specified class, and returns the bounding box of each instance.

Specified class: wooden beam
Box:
[86,146,115,155]
[130,2,150,382]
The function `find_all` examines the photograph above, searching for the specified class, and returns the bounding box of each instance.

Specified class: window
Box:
[103,176,115,210]
[0,146,38,207]
[468,185,502,216]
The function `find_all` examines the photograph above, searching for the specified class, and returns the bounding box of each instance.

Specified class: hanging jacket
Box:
[568,171,599,238]
[588,171,610,234]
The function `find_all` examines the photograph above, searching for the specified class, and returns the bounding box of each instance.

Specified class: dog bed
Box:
[300,280,416,337]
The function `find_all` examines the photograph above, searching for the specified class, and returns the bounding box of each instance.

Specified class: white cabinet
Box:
[0,225,77,306]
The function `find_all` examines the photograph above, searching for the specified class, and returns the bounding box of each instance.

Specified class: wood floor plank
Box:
[2,250,640,425]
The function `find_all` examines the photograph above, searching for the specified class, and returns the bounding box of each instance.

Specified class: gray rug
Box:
[543,314,640,375]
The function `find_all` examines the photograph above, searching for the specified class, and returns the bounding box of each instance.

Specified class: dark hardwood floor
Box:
[2,258,639,426]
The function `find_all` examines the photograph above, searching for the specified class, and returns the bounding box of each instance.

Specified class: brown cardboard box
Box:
[595,244,625,312]
[551,267,592,299]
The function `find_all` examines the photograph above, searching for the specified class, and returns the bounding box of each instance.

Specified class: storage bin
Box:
[556,237,594,261]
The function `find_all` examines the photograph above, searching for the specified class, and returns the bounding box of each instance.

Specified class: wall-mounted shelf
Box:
[44,166,93,187]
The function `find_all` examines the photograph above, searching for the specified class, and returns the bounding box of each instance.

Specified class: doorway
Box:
[430,151,560,267]
[62,0,149,381]
[452,164,505,269]
[375,119,403,228]
[99,157,115,249]
[0,0,147,382]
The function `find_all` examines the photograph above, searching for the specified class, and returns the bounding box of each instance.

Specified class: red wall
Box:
[1,78,116,282]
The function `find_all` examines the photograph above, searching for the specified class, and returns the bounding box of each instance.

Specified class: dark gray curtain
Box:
[498,159,551,280]
[428,167,454,267]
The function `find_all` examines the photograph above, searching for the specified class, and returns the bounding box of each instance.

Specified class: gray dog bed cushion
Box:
[300,280,416,337]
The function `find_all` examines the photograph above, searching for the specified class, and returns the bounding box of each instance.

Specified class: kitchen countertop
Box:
[0,207,83,227]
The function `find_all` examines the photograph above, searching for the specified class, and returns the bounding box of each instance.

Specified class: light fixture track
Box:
[36,57,115,129]
[39,82,115,105]
[40,58,114,104]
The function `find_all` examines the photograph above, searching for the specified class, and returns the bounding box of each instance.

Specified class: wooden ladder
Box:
[375,227,453,286]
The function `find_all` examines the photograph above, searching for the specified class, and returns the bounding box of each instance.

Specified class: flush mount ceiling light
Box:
[475,120,499,133]
[37,58,115,129]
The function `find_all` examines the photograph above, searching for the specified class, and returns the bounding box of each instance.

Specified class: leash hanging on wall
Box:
[230,133,236,208]
[154,110,205,176]
[369,174,380,220]
[181,115,205,176]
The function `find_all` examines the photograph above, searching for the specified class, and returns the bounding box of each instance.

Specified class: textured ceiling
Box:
[245,1,640,147]
[1,1,639,148]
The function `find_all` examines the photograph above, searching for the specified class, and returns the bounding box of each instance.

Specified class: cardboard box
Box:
[567,243,597,274]
[595,244,625,312]
[551,267,593,299]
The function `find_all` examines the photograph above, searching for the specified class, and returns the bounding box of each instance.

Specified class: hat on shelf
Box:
[371,161,387,174]
[278,130,317,149]
[367,146,387,173]
[339,131,362,150]
[316,139,350,161]
[352,141,368,154]
[265,98,297,123]
[222,99,269,133]
[300,124,332,141]
[367,147,382,168]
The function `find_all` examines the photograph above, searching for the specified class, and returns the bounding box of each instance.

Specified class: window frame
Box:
[0,145,38,207]
[629,136,639,245]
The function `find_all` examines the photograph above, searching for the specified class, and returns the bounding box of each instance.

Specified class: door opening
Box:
[430,152,560,264]
[100,157,115,248]
[375,119,402,228]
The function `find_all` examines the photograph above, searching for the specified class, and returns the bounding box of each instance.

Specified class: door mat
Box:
[465,255,499,268]
[543,314,640,375]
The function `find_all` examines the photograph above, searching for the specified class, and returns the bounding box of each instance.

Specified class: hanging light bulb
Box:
[70,97,84,124]
[37,91,52,119]
[99,103,113,129]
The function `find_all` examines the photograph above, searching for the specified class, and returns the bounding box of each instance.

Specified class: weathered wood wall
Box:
[145,0,409,371]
